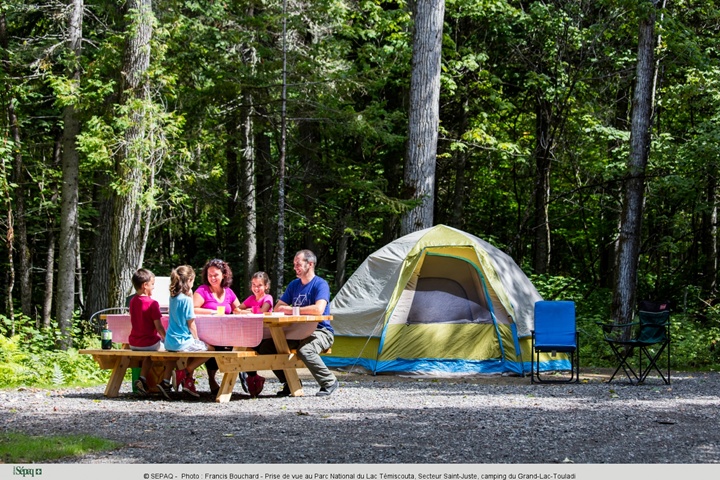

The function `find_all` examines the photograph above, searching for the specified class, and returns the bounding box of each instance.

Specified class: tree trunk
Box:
[612,2,660,324]
[2,196,13,332]
[1,14,13,330]
[532,98,553,274]
[275,0,288,298]
[401,0,444,236]
[1,11,29,320]
[226,114,241,260]
[43,224,56,328]
[702,167,718,296]
[254,115,274,272]
[241,99,257,281]
[84,175,113,319]
[108,0,153,308]
[9,101,31,318]
[334,215,350,290]
[0,12,13,329]
[8,101,33,317]
[450,97,468,229]
[56,0,83,349]
[42,134,62,328]
[599,82,631,288]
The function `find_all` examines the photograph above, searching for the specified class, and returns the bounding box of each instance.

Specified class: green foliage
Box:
[0,315,109,388]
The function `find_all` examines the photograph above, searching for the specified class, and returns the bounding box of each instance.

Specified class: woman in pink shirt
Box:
[192,258,242,394]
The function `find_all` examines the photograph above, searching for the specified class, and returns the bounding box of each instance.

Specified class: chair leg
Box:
[531,350,579,384]
[639,343,671,385]
[607,343,640,384]
[531,350,538,384]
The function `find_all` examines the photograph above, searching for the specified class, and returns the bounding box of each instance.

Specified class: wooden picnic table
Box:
[80,313,332,402]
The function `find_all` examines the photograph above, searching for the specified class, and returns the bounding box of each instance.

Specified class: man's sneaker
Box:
[247,374,265,397]
[182,375,200,398]
[134,378,149,396]
[239,372,249,393]
[156,380,172,400]
[316,379,339,397]
[173,369,186,392]
[276,383,292,397]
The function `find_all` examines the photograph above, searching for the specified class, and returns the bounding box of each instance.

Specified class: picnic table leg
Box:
[105,356,131,397]
[269,326,304,397]
[284,354,304,397]
[216,371,239,403]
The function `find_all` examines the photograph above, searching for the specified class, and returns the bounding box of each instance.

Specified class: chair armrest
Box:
[595,320,638,329]
[596,321,639,341]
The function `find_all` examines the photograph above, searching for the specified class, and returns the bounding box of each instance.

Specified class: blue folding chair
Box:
[531,300,580,383]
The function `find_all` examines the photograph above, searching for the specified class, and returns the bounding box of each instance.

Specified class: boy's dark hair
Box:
[132,268,155,292]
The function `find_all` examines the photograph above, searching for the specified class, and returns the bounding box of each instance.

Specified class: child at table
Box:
[160,265,210,398]
[239,271,273,314]
[128,268,168,396]
[237,271,273,397]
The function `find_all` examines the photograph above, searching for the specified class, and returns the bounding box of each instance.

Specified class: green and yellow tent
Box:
[323,224,551,375]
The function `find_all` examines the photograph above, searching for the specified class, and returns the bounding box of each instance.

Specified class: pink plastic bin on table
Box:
[104,314,264,348]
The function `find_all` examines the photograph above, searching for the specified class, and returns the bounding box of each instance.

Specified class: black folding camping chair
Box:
[597,301,671,385]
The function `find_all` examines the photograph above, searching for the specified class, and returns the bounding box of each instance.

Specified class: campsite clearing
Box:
[2,368,719,464]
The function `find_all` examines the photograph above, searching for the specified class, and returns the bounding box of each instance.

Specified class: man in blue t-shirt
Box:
[260,249,339,397]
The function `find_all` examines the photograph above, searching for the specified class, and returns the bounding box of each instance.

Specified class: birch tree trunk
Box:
[612,1,661,324]
[56,0,83,349]
[401,0,444,236]
[108,0,154,308]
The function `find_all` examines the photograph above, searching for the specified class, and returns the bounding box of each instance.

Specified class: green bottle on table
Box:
[101,324,113,350]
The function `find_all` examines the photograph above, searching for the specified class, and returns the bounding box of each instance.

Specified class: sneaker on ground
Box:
[182,375,200,398]
[134,378,149,396]
[156,380,172,400]
[173,369,186,392]
[316,379,340,397]
[247,374,265,397]
[276,383,295,397]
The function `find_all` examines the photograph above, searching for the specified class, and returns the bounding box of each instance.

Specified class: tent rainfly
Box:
[322,224,566,376]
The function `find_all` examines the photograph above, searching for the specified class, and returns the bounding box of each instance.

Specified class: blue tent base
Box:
[322,356,565,376]
[324,355,572,377]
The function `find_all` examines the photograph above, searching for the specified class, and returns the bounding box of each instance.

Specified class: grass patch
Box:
[0,432,121,463]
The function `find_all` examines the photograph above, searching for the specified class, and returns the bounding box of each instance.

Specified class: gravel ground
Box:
[2,368,720,464]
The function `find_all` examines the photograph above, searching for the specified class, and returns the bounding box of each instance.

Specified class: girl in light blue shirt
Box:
[157,265,209,398]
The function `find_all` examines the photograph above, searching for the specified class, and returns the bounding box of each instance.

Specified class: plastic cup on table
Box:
[292,306,300,316]
[216,306,224,315]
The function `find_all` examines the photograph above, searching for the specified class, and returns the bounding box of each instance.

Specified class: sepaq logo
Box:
[13,466,43,477]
